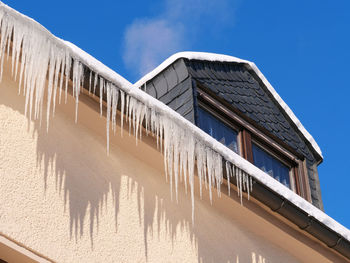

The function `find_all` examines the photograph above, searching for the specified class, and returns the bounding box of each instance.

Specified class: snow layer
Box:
[134,51,323,159]
[0,1,348,244]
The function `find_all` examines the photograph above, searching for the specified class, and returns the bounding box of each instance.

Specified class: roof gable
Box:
[134,52,323,162]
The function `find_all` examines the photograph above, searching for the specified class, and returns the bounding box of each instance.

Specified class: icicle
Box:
[187,136,195,223]
[135,101,146,143]
[173,127,179,202]
[139,105,146,139]
[206,149,214,204]
[196,143,207,199]
[45,49,56,130]
[126,95,131,135]
[0,13,11,82]
[5,27,11,63]
[226,161,232,196]
[13,24,24,84]
[58,56,65,104]
[72,60,83,123]
[179,138,187,193]
[250,176,253,192]
[111,85,119,135]
[88,70,92,94]
[239,169,243,205]
[128,97,134,136]
[64,53,71,104]
[106,82,112,154]
[154,112,160,148]
[93,73,98,95]
[214,153,222,197]
[10,25,16,77]
[99,77,104,116]
[246,173,250,200]
[144,107,149,136]
[52,52,62,117]
[132,99,138,139]
[242,172,246,192]
[190,161,195,224]
[235,167,239,196]
[159,117,163,152]
[120,90,125,136]
[164,119,175,199]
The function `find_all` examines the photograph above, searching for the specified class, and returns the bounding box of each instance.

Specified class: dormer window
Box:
[197,101,296,190]
[252,142,291,188]
[196,89,305,195]
[197,106,239,153]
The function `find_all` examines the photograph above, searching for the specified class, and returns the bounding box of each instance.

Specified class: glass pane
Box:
[198,107,238,153]
[252,143,291,188]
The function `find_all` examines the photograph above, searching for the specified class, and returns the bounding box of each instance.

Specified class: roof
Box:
[134,52,323,161]
[0,1,349,259]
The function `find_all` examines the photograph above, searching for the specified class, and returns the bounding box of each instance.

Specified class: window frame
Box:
[251,138,297,191]
[195,86,311,201]
[198,101,241,155]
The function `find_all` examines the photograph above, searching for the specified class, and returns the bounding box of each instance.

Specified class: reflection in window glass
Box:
[252,143,290,188]
[198,107,238,153]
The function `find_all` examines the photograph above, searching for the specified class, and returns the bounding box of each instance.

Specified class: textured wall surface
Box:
[0,61,344,262]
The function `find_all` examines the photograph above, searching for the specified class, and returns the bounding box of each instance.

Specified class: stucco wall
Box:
[0,61,346,262]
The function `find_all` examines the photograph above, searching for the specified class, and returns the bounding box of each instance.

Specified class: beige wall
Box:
[0,60,347,263]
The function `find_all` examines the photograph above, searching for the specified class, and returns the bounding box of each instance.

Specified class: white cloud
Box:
[123,0,236,77]
[123,19,185,76]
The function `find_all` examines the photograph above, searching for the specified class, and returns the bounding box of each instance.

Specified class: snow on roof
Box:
[0,1,348,247]
[133,51,323,160]
[0,1,131,90]
[63,40,132,89]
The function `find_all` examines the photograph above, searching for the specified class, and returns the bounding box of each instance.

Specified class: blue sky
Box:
[8,1,350,228]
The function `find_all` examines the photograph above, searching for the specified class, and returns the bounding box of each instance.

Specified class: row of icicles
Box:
[0,6,252,222]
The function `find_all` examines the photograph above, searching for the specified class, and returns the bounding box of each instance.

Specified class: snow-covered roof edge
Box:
[133,52,323,159]
[0,1,132,90]
[62,40,132,89]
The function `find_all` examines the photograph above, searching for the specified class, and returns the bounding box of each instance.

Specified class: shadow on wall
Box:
[0,67,283,263]
[35,118,115,246]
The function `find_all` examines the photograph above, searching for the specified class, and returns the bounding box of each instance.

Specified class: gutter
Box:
[251,180,350,259]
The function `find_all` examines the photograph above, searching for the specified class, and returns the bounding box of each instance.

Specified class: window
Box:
[252,142,291,188]
[196,88,310,199]
[197,106,239,153]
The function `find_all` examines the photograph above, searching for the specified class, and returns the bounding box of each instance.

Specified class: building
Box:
[0,2,349,263]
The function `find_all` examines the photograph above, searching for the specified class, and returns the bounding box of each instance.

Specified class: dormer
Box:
[137,52,323,209]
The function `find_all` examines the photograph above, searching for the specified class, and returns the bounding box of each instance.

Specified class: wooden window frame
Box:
[250,138,299,193]
[198,101,241,155]
[198,101,241,133]
[196,87,311,200]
